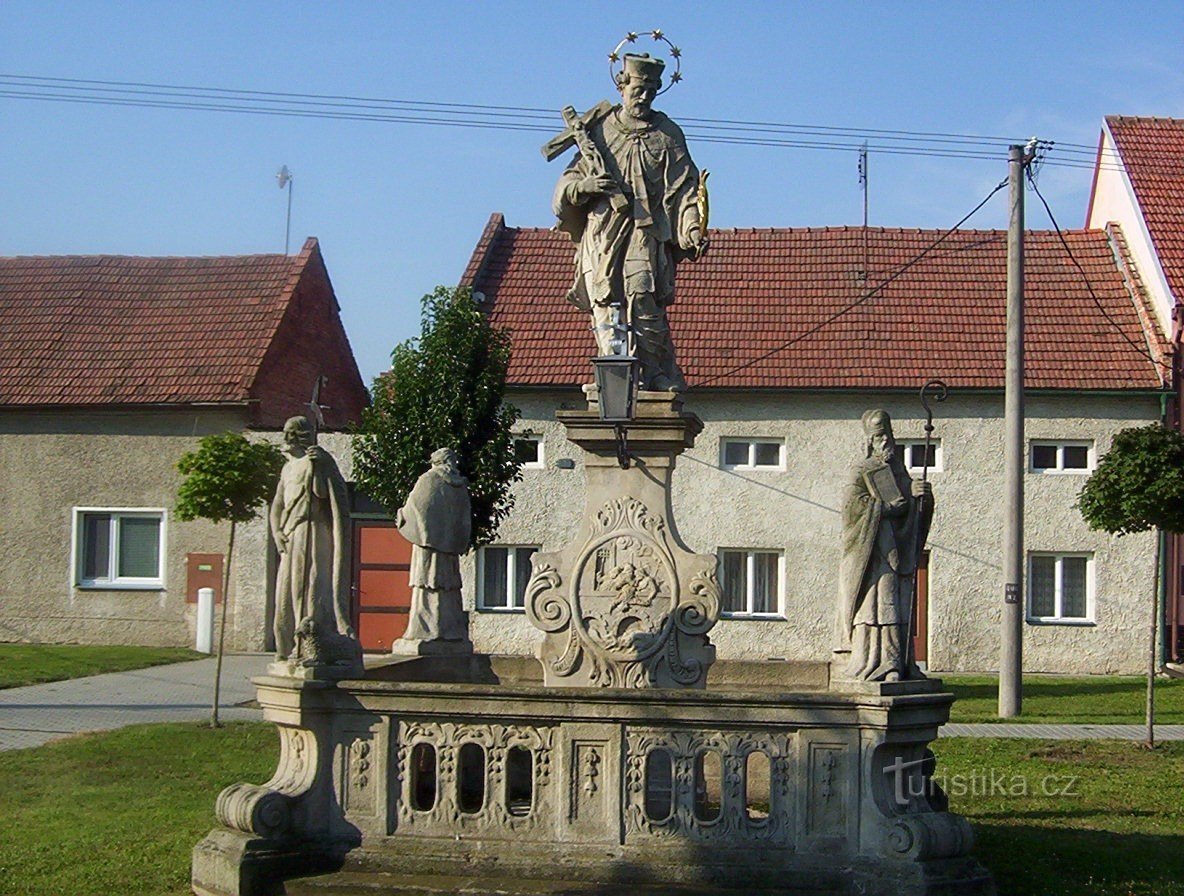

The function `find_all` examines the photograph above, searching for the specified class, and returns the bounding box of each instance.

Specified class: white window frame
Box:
[1026,552,1094,625]
[1029,440,1094,474]
[71,507,167,590]
[720,438,785,471]
[897,438,943,474]
[514,435,545,470]
[718,549,785,618]
[477,544,539,612]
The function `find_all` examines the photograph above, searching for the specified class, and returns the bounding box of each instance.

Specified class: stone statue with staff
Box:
[835,382,946,682]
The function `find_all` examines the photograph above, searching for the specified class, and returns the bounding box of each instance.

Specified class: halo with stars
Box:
[607,29,683,96]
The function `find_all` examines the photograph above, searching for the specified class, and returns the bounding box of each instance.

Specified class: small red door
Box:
[353,522,413,652]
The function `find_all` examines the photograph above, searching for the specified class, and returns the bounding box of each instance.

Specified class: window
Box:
[73,508,165,588]
[1028,553,1093,623]
[478,545,538,610]
[514,435,544,470]
[720,438,784,471]
[719,550,782,616]
[897,439,942,474]
[1030,440,1093,473]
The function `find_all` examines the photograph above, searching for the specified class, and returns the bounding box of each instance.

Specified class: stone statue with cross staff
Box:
[835,382,946,682]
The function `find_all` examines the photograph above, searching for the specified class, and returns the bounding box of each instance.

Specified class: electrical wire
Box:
[3,73,1181,175]
[686,177,1010,390]
[1026,170,1172,377]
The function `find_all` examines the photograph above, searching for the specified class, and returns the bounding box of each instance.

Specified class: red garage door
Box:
[353,522,413,652]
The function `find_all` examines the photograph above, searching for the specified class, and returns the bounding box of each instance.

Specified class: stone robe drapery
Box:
[835,457,932,681]
[553,105,701,387]
[271,449,351,660]
[397,468,471,642]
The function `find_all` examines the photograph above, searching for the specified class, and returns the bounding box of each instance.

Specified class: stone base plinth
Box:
[191,660,994,896]
[267,659,364,681]
[389,637,474,657]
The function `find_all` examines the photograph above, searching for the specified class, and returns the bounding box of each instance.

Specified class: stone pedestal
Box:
[389,634,474,657]
[525,389,721,688]
[191,662,993,896]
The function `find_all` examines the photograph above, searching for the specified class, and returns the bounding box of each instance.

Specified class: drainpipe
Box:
[1166,387,1179,666]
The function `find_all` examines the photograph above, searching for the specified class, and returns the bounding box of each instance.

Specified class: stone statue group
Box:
[270,419,473,676]
[267,45,935,685]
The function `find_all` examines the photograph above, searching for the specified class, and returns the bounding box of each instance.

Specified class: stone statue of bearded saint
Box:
[392,448,473,653]
[835,410,934,682]
[553,52,706,392]
[270,416,357,670]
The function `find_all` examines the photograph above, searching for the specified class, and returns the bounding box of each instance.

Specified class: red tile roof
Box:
[1105,116,1184,312]
[463,216,1167,392]
[0,238,338,410]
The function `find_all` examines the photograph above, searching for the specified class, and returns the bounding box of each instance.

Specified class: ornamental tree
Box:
[1078,422,1184,748]
[1078,424,1184,535]
[176,432,284,727]
[352,286,521,547]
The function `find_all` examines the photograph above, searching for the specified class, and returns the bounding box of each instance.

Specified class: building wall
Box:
[0,408,356,651]
[461,388,1161,675]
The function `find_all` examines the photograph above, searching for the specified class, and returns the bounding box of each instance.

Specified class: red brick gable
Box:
[463,216,1166,392]
[1105,116,1184,314]
[0,238,368,426]
[249,241,369,429]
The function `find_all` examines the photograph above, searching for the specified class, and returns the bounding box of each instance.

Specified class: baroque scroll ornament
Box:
[526,496,720,688]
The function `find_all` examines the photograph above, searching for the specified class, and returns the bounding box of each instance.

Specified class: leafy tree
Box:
[353,286,521,546]
[1078,423,1184,747]
[176,433,284,727]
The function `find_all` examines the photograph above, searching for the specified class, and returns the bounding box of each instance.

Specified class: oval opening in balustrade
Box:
[745,750,771,821]
[458,743,486,814]
[409,742,437,812]
[694,750,723,822]
[505,746,534,817]
[644,748,674,821]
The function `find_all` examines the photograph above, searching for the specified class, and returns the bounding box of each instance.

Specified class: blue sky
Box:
[3,1,1182,383]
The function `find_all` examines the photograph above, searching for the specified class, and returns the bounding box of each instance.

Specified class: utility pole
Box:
[859,143,869,280]
[999,144,1028,718]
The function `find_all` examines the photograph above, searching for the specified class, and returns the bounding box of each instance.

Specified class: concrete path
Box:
[5,654,1184,750]
[942,722,1184,740]
[0,652,269,750]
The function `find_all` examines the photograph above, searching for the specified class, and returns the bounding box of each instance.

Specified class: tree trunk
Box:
[211,521,236,729]
[1147,532,1161,749]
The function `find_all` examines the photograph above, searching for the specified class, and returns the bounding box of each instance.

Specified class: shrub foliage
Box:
[176,433,284,524]
[1078,423,1184,536]
[352,286,521,546]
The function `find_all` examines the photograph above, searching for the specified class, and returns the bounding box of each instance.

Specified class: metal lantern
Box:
[591,353,640,423]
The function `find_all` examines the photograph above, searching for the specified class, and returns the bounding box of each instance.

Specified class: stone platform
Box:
[191,657,993,896]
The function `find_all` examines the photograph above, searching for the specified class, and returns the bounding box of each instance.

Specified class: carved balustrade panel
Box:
[393,720,556,839]
[623,727,796,846]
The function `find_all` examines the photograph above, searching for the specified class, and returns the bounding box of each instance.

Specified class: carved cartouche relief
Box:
[526,496,720,688]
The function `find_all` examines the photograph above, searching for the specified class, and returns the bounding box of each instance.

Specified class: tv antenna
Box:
[276,165,294,255]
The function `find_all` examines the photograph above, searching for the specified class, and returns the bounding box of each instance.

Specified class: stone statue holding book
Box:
[836,409,934,681]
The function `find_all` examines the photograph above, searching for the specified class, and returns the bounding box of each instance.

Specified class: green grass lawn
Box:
[0,643,201,689]
[933,738,1184,896]
[1,722,1181,895]
[0,722,277,896]
[943,674,1184,724]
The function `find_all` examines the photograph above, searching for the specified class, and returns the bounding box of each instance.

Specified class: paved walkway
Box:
[5,655,1184,750]
[942,722,1184,739]
[0,653,270,750]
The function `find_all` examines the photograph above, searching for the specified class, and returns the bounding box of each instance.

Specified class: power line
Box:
[0,73,1141,156]
[687,177,1011,390]
[3,73,1181,175]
